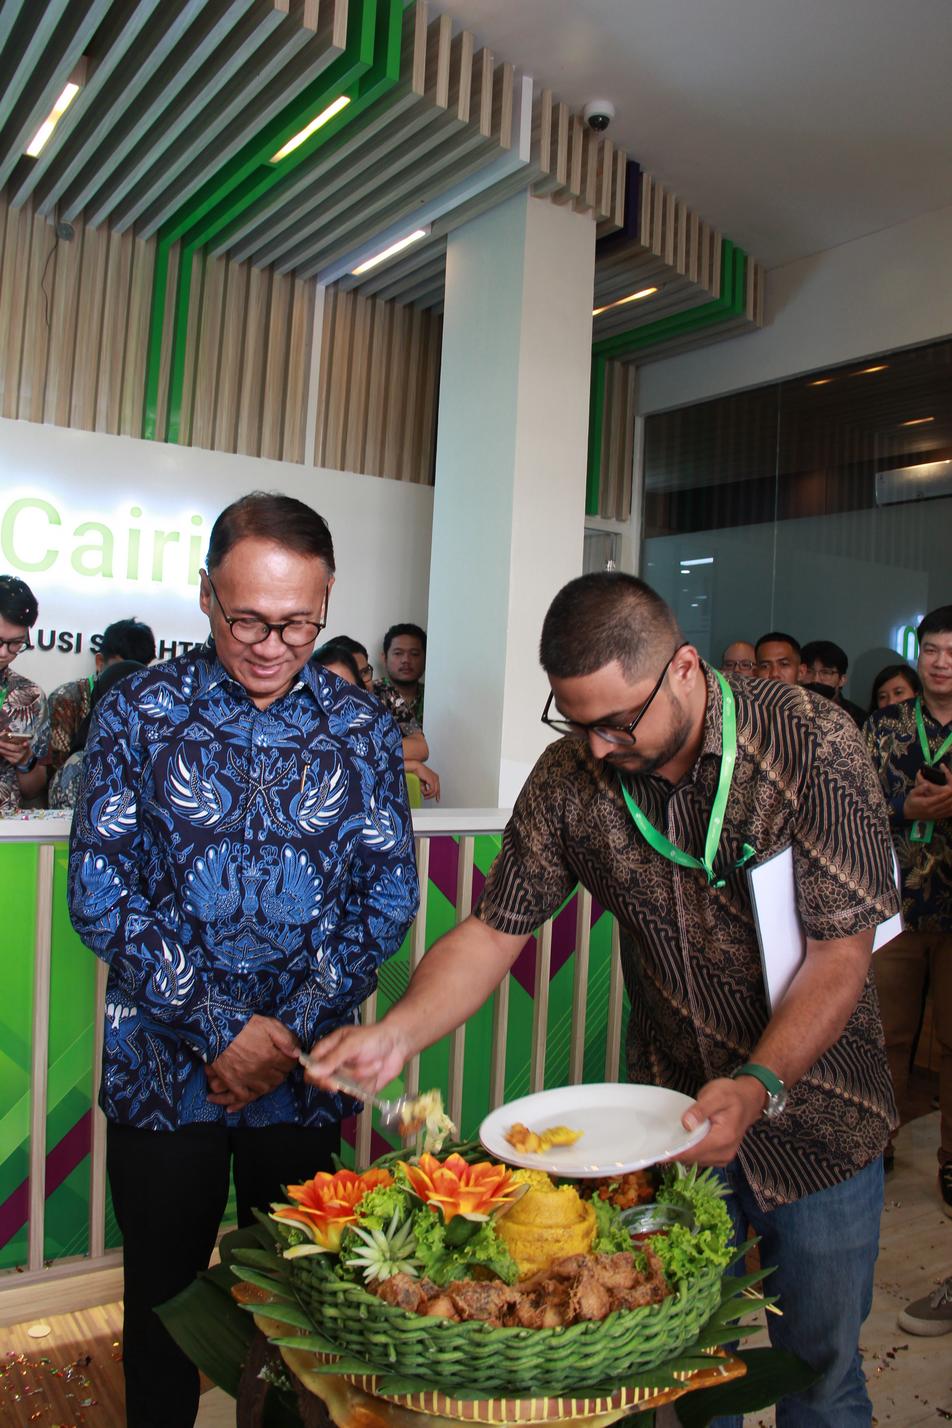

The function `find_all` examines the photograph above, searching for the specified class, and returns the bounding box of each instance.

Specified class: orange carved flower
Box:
[400,1153,521,1223]
[272,1167,393,1251]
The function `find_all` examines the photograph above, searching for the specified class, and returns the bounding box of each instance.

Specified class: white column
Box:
[424,191,595,807]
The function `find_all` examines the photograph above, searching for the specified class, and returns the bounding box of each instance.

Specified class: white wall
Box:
[639,202,952,414]
[0,419,433,692]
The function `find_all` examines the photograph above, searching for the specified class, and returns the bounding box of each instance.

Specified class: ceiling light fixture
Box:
[807,377,832,387]
[855,364,888,375]
[25,78,82,158]
[900,416,934,427]
[270,95,351,163]
[592,286,658,317]
[352,227,429,275]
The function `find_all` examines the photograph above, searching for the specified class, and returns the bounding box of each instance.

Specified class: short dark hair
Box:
[755,631,801,659]
[800,640,848,676]
[383,623,426,655]
[206,492,335,574]
[539,573,680,680]
[101,618,156,665]
[918,606,952,643]
[331,635,369,660]
[870,663,921,712]
[0,575,38,628]
[312,641,362,684]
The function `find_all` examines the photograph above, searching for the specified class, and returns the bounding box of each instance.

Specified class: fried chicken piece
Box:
[543,1252,594,1280]
[425,1294,460,1320]
[375,1273,429,1314]
[588,1251,639,1291]
[610,1245,671,1309]
[568,1269,613,1321]
[448,1280,519,1324]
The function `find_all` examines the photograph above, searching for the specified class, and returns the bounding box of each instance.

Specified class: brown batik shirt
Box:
[475,666,899,1210]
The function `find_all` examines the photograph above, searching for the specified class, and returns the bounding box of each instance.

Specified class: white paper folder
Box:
[747,846,903,1012]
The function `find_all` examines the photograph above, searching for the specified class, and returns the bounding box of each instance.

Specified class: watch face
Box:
[765,1087,788,1119]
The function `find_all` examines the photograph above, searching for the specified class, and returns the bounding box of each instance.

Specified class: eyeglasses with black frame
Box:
[203,570,328,648]
[541,644,686,747]
[0,636,29,653]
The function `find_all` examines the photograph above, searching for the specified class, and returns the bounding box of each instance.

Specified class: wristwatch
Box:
[731,1062,788,1119]
[15,752,38,774]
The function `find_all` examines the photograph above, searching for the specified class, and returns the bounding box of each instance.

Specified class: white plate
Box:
[478,1083,710,1176]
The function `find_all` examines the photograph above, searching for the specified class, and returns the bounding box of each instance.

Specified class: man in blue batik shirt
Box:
[68,493,419,1428]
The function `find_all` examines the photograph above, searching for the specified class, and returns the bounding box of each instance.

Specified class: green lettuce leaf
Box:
[590,1194,632,1254]
[410,1206,519,1286]
[653,1167,734,1285]
[354,1182,412,1231]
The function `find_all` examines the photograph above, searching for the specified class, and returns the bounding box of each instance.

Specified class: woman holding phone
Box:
[0,575,49,813]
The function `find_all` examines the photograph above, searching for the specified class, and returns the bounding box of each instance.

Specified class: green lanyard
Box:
[619,669,755,889]
[910,697,952,845]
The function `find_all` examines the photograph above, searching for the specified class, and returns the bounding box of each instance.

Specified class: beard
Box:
[603,687,693,776]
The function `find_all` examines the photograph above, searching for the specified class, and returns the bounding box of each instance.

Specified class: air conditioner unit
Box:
[875,459,952,507]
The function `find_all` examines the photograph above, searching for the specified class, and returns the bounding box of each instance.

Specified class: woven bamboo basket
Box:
[287,1255,723,1396]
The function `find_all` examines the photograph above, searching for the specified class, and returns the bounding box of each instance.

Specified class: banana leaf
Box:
[157,1270,302,1427]
[674,1347,819,1426]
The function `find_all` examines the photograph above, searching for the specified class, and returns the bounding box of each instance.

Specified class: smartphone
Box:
[921,763,948,785]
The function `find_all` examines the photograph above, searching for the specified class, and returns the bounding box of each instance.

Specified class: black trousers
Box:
[107,1119,340,1428]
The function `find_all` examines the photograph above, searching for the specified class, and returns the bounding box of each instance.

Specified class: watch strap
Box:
[731,1061,784,1098]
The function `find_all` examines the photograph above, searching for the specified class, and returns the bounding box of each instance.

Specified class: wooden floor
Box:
[3,1111,949,1428]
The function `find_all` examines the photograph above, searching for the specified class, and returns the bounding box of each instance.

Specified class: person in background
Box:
[68,493,418,1428]
[49,660,146,809]
[331,634,375,691]
[755,631,805,685]
[799,640,865,727]
[375,623,426,727]
[870,663,921,714]
[312,640,363,686]
[865,606,952,1211]
[0,575,50,813]
[720,640,757,676]
[48,618,156,772]
[317,642,440,802]
[309,573,899,1428]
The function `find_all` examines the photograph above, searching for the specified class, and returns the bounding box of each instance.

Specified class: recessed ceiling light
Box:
[900,416,934,427]
[25,79,82,158]
[352,228,429,275]
[270,95,350,163]
[807,378,833,387]
[592,286,658,317]
[854,364,888,375]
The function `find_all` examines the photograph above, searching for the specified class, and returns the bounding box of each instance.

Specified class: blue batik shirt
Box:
[67,644,419,1132]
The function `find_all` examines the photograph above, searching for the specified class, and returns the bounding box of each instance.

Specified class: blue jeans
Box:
[712,1155,883,1428]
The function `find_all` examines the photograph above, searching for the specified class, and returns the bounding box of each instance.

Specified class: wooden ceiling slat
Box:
[226,93,436,263]
[245,103,450,268]
[0,0,112,194]
[34,0,211,217]
[212,2,425,258]
[112,3,331,235]
[59,0,260,224]
[9,0,165,209]
[91,0,295,232]
[0,0,72,135]
[291,127,504,279]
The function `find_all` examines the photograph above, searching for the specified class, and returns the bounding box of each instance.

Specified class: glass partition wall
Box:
[642,338,952,708]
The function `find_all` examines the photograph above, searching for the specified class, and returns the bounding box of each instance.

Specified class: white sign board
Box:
[0,419,434,691]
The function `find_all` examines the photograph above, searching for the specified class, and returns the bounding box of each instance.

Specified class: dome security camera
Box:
[583,99,615,133]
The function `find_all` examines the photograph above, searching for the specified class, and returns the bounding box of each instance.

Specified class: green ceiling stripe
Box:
[144,0,405,442]
[586,242,748,512]
[585,354,606,517]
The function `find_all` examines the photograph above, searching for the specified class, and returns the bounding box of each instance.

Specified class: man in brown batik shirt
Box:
[307,574,899,1427]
